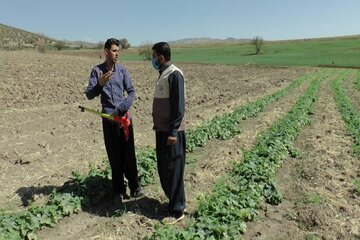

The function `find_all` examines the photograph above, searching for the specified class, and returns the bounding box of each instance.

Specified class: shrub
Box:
[251,36,264,54]
[37,44,47,53]
[54,41,66,50]
[138,41,152,61]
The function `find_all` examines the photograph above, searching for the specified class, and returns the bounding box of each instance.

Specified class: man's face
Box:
[105,44,119,63]
[152,50,158,61]
[152,50,164,64]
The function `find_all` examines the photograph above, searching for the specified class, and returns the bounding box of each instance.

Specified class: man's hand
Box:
[167,136,177,145]
[98,70,113,86]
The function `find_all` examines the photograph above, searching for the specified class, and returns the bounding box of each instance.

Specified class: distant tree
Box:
[96,41,104,49]
[251,36,264,54]
[37,44,47,53]
[138,41,152,60]
[54,41,66,50]
[119,38,131,49]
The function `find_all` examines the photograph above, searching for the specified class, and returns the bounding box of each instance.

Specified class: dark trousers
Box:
[102,119,140,194]
[155,131,186,214]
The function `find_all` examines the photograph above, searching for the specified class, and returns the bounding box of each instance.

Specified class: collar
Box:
[102,62,117,72]
[159,62,172,75]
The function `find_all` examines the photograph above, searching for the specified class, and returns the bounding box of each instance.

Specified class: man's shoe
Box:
[161,212,185,225]
[114,193,130,204]
[130,189,145,199]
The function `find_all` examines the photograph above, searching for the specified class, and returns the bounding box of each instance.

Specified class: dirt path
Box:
[0,51,309,209]
[243,73,360,239]
[36,74,311,240]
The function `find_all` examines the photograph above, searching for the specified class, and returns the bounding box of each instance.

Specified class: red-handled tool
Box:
[78,106,130,141]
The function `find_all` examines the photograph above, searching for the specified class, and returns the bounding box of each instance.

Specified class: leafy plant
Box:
[304,234,321,240]
[301,193,322,205]
[354,179,360,196]
[354,70,360,91]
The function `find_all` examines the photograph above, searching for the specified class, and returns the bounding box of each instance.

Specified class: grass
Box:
[301,193,322,205]
[304,234,321,240]
[121,37,360,67]
[354,179,360,196]
[355,70,360,91]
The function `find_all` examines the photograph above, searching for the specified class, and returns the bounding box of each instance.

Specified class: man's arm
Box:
[168,71,185,138]
[85,68,102,100]
[116,68,136,113]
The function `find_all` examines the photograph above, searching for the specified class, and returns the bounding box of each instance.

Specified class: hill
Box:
[0,23,99,50]
[0,23,57,50]
[168,37,250,46]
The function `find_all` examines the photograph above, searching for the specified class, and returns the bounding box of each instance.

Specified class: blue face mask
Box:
[152,56,160,70]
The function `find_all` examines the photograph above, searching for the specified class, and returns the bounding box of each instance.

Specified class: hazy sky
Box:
[1,0,359,46]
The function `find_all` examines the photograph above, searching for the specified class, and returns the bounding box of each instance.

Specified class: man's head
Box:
[104,38,120,64]
[152,42,171,70]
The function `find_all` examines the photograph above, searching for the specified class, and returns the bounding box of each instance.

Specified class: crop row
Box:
[0,72,310,240]
[331,69,360,156]
[147,71,327,239]
[354,70,360,92]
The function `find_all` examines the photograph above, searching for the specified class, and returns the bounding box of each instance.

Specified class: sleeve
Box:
[116,68,136,113]
[85,68,102,100]
[168,71,185,137]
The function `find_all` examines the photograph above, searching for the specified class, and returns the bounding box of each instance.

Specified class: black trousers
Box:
[155,131,186,214]
[102,119,140,194]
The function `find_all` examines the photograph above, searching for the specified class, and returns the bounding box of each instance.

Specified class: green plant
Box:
[37,44,47,53]
[0,191,81,240]
[119,38,131,49]
[54,41,66,50]
[331,70,360,155]
[302,193,322,205]
[251,35,264,54]
[186,71,313,152]
[354,179,360,196]
[354,70,360,91]
[304,233,321,240]
[138,41,152,61]
[137,149,157,186]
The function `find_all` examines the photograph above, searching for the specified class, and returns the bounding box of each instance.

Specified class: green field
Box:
[121,37,360,67]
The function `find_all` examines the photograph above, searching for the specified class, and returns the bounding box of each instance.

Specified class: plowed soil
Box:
[7,51,359,240]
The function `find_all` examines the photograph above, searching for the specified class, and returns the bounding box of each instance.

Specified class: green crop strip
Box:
[186,71,315,152]
[146,72,326,239]
[0,72,310,240]
[138,71,313,187]
[0,192,81,240]
[354,70,360,91]
[331,69,360,155]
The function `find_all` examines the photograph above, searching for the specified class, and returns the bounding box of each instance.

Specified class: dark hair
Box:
[104,38,120,49]
[152,42,171,61]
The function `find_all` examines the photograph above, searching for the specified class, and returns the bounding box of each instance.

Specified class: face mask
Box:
[152,56,160,70]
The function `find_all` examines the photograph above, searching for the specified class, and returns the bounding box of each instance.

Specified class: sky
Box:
[1,0,360,46]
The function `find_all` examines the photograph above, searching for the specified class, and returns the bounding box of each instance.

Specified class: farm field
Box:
[1,50,360,240]
[120,36,360,68]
